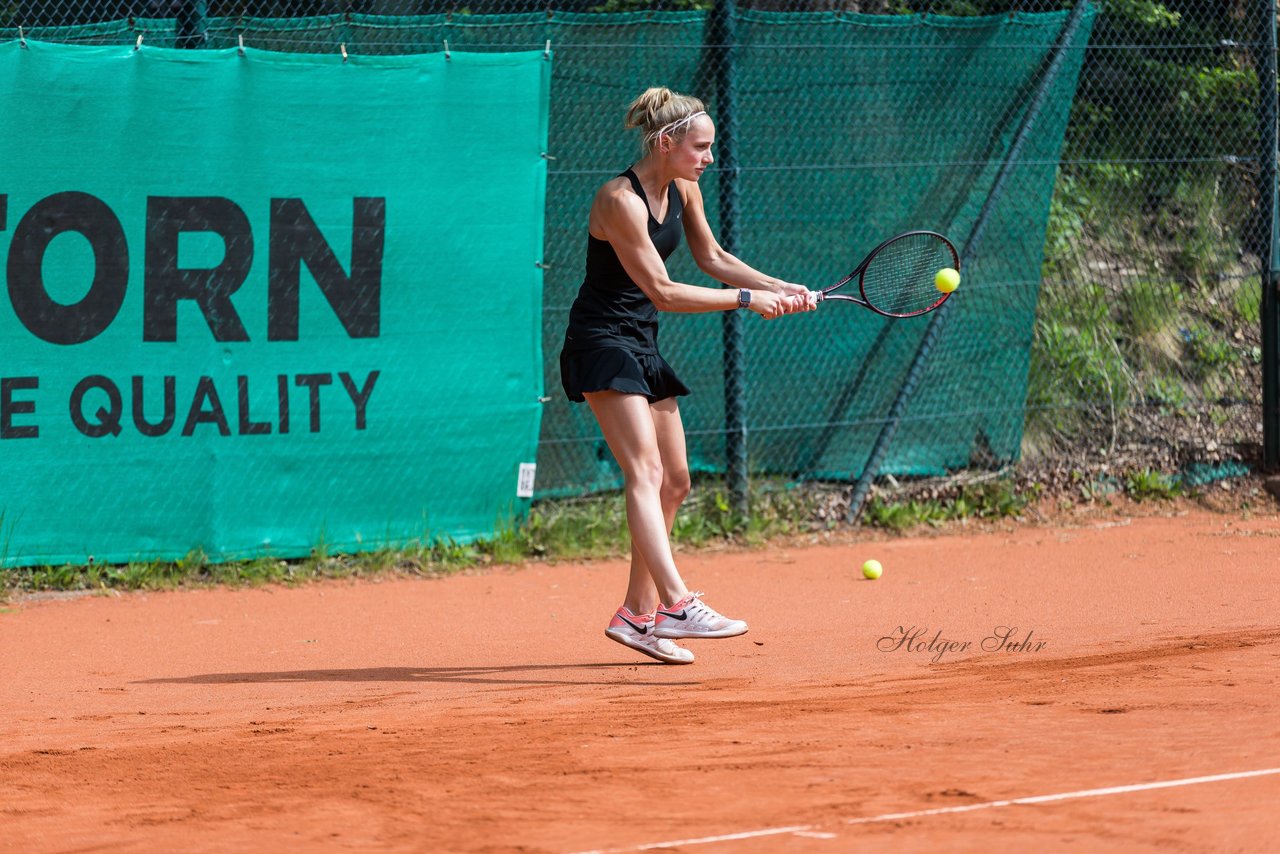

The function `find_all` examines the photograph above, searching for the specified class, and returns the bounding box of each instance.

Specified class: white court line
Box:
[574,825,814,853]
[843,767,1280,825]
[570,767,1280,854]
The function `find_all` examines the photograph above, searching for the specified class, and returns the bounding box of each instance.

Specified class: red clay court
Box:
[3,506,1279,852]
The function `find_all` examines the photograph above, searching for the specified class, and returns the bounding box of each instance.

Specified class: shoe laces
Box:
[670,591,711,612]
[676,591,707,610]
[690,593,718,612]
[682,594,725,622]
[663,593,718,620]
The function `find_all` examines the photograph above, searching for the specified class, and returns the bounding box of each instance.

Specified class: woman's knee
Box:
[623,457,665,492]
[661,468,691,506]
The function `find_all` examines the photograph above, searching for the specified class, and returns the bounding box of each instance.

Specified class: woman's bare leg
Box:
[622,397,691,613]
[585,391,690,609]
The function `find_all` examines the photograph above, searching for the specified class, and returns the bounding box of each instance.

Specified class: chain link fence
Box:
[4,1,1274,511]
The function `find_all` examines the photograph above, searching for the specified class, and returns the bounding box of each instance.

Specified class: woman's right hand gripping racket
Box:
[817,230,960,317]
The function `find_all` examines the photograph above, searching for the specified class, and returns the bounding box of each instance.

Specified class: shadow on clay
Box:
[135,662,701,687]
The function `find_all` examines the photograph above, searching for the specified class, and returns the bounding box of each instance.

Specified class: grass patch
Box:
[0,536,510,598]
[1124,468,1185,501]
[520,492,631,559]
[864,478,1037,533]
[1234,281,1261,325]
[0,478,818,597]
[1025,286,1133,443]
[1144,376,1188,414]
[1028,154,1257,460]
[1116,279,1183,341]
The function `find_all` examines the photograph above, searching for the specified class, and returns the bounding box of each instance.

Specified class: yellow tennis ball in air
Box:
[935,268,960,293]
[862,559,883,580]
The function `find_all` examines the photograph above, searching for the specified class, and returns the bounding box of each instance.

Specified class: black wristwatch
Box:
[737,289,751,310]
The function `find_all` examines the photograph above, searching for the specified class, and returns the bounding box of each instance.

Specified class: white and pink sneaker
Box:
[654,592,748,639]
[605,606,695,664]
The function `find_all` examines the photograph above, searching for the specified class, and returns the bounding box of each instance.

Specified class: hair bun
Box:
[624,87,673,130]
[623,87,707,154]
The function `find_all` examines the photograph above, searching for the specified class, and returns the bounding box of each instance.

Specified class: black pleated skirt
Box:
[559,347,691,404]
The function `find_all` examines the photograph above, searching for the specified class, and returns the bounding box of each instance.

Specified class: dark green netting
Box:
[728,9,1097,480]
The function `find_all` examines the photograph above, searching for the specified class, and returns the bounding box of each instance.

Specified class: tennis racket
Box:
[817,230,960,318]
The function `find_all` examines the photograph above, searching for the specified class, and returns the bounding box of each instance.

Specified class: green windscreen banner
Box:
[0,42,550,567]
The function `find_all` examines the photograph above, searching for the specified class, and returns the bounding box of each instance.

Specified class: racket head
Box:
[857,231,960,318]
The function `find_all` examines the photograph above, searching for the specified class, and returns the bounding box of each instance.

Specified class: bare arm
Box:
[591,181,790,317]
[679,179,813,306]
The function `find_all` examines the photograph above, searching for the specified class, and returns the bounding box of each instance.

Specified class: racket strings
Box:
[860,233,956,316]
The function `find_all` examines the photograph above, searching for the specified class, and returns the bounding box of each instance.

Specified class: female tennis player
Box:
[560,87,817,665]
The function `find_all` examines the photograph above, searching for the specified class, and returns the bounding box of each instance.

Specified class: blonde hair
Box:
[624,87,708,155]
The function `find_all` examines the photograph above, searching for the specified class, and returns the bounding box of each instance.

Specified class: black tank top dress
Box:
[559,168,692,403]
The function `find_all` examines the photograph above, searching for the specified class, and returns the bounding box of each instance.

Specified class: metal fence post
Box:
[1259,0,1279,470]
[711,0,748,520]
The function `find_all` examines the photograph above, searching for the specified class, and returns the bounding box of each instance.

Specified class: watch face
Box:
[739,289,750,308]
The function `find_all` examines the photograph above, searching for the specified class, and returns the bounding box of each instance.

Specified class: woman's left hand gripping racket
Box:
[817,230,960,317]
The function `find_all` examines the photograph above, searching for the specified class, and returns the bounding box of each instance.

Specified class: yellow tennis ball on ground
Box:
[935,267,961,293]
[862,559,883,580]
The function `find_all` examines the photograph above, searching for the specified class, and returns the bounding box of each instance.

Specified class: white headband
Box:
[647,110,707,146]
